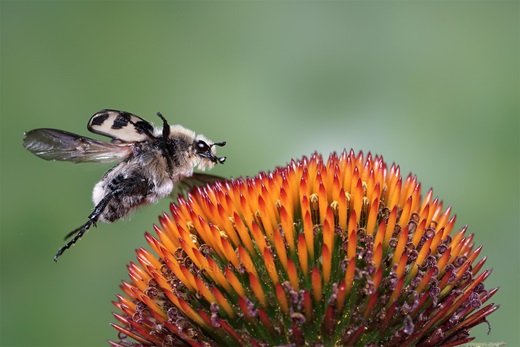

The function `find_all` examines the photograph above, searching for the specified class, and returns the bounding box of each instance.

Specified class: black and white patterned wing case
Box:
[88,109,155,142]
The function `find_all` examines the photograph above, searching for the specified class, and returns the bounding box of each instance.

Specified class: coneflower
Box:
[110,150,498,347]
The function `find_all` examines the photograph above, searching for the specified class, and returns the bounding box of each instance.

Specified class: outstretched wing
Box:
[23,128,133,163]
[171,173,227,199]
[88,109,155,142]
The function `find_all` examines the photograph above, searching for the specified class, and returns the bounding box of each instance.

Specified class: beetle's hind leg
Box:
[54,189,120,262]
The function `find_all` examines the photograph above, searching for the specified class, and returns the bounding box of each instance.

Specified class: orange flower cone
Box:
[111,150,498,347]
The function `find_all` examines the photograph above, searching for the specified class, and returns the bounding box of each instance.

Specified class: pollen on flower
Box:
[110,150,499,347]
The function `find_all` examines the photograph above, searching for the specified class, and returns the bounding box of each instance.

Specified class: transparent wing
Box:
[171,173,227,199]
[88,109,155,142]
[23,128,133,163]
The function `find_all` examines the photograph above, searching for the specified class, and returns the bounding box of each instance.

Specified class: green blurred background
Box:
[1,2,518,346]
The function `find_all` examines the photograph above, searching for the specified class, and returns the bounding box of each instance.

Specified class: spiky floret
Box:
[111,150,498,347]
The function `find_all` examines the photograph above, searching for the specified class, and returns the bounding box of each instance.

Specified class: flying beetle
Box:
[23,109,226,261]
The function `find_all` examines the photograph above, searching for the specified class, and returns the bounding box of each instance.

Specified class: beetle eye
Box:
[195,140,210,153]
[196,140,210,152]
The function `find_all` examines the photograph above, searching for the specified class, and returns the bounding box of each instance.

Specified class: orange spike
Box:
[118,282,138,301]
[347,211,357,261]
[415,268,435,295]
[297,234,309,278]
[311,267,322,302]
[163,257,193,292]
[280,181,294,219]
[388,276,405,306]
[258,191,278,237]
[332,172,342,202]
[250,221,268,256]
[318,182,328,225]
[303,290,313,323]
[207,223,225,259]
[430,227,444,256]
[398,196,413,230]
[177,238,200,269]
[343,153,354,190]
[153,225,178,255]
[365,169,376,201]
[373,266,383,289]
[275,282,289,314]
[212,287,235,318]
[384,207,398,248]
[194,276,216,303]
[322,208,335,256]
[395,253,408,279]
[349,167,360,196]
[366,197,379,236]
[313,170,323,198]
[420,189,434,216]
[180,266,198,291]
[280,206,295,252]
[225,267,246,297]
[416,238,433,268]
[392,224,409,266]
[459,234,475,257]
[411,219,427,247]
[442,216,457,239]
[287,259,299,291]
[436,206,452,231]
[335,280,347,312]
[374,157,385,191]
[303,209,314,260]
[263,248,279,285]
[158,213,181,248]
[238,245,256,275]
[450,227,467,260]
[373,243,383,270]
[425,198,440,228]
[352,179,364,221]
[215,206,239,248]
[186,195,206,223]
[232,212,255,254]
[466,245,483,266]
[363,293,378,320]
[220,237,240,267]
[322,244,332,285]
[471,256,487,276]
[249,273,266,307]
[178,298,208,328]
[388,176,402,211]
[140,293,168,320]
[299,172,310,204]
[430,199,445,225]
[273,227,288,271]
[344,258,356,295]
[142,234,161,261]
[128,261,151,284]
[337,188,348,232]
[206,257,233,294]
[127,273,147,294]
[136,247,162,271]
[374,218,386,247]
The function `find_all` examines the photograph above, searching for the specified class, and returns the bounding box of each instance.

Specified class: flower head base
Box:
[111,150,498,347]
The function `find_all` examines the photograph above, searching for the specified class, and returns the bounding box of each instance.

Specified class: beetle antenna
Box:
[156,112,170,138]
